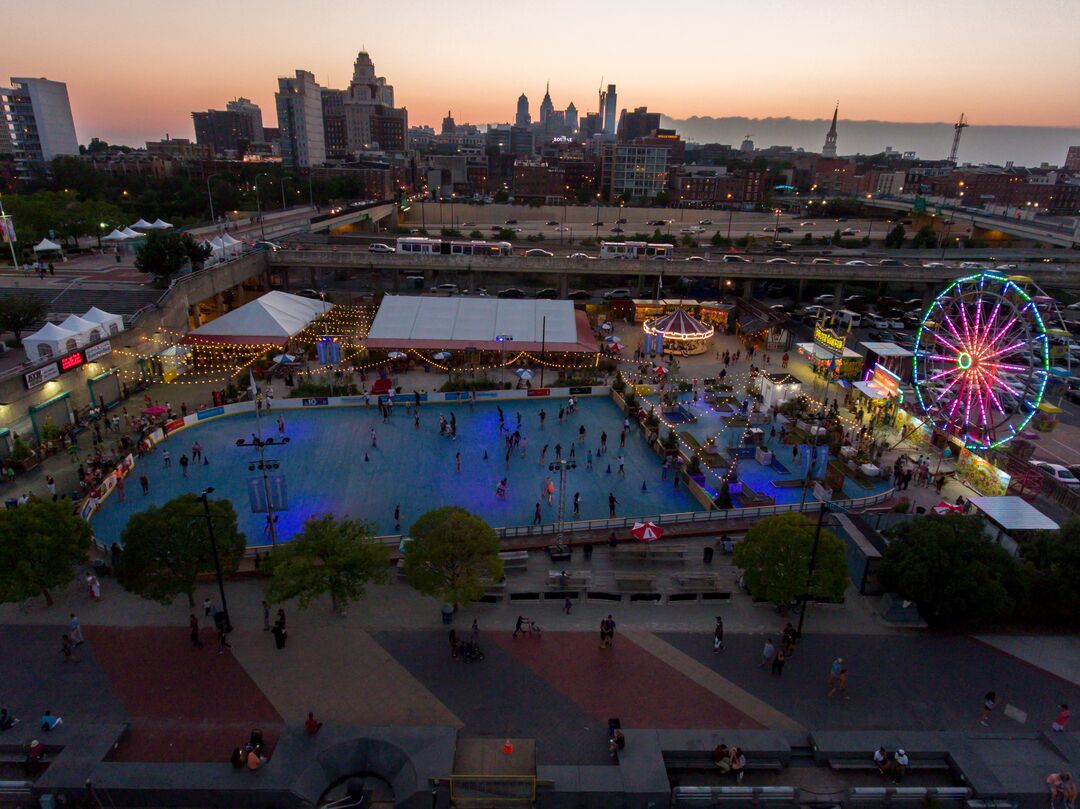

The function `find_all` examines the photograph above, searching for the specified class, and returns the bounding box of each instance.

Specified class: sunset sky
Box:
[3,0,1078,147]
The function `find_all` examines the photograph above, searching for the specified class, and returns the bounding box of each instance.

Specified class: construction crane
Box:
[949,113,968,163]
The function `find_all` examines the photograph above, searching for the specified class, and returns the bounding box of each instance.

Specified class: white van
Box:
[837,309,862,327]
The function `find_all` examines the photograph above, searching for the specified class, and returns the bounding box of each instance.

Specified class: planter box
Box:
[16,456,39,472]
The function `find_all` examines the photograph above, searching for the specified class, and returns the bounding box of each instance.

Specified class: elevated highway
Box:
[267,248,1080,294]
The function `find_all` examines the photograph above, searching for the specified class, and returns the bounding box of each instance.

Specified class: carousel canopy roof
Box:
[645,309,714,338]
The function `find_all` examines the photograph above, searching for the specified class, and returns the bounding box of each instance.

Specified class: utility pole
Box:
[199,488,232,632]
[796,500,828,638]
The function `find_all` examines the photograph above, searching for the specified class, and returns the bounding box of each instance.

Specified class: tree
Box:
[832,228,842,244]
[654,190,671,207]
[135,231,212,279]
[1017,520,1080,627]
[884,223,906,248]
[911,225,937,249]
[262,514,389,612]
[733,513,848,607]
[0,295,46,344]
[117,494,246,607]
[403,507,503,607]
[878,514,1024,629]
[711,232,731,247]
[575,187,592,204]
[0,499,92,606]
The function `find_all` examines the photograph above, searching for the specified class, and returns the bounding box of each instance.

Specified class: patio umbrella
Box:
[515,368,534,380]
[601,322,613,331]
[608,342,624,352]
[605,334,621,343]
[654,365,668,375]
[388,351,407,360]
[273,353,296,364]
[432,351,451,361]
[631,521,664,542]
[142,405,168,416]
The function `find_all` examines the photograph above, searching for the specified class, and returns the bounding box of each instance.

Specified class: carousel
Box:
[642,309,715,356]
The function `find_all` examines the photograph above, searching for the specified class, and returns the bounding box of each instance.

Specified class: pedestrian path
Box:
[974,635,1080,687]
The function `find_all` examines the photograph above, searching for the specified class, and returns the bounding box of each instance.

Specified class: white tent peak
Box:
[30,322,76,340]
[82,307,120,324]
[59,314,96,334]
[131,219,153,229]
[187,290,331,345]
[149,218,173,229]
[101,229,129,242]
[33,238,62,252]
[121,227,141,238]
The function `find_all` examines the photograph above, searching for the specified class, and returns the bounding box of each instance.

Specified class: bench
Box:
[829,759,951,772]
[612,544,689,563]
[615,573,658,592]
[674,573,721,590]
[498,550,529,571]
[0,782,32,801]
[665,751,783,774]
[547,570,592,589]
[672,786,795,805]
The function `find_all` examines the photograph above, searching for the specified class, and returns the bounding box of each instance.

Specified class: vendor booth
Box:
[23,323,79,360]
[759,373,802,410]
[58,314,100,346]
[82,307,125,337]
[860,341,914,383]
[29,390,74,442]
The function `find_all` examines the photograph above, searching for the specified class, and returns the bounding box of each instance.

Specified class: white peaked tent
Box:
[33,238,63,253]
[207,237,225,251]
[101,229,129,243]
[59,314,99,345]
[23,322,79,360]
[122,227,141,239]
[131,219,153,230]
[149,218,173,229]
[82,307,124,336]
[186,290,332,346]
[221,234,241,247]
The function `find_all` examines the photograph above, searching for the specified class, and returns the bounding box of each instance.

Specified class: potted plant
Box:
[10,439,37,472]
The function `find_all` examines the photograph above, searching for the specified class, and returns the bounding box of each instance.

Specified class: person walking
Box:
[713,616,724,652]
[828,657,843,688]
[60,634,78,663]
[513,615,527,639]
[981,691,998,726]
[179,454,189,477]
[533,502,542,525]
[140,474,149,495]
[771,648,786,676]
[828,667,849,699]
[203,597,213,617]
[217,625,232,655]
[189,614,203,647]
[271,620,287,650]
[563,597,572,615]
[573,492,580,518]
[760,638,776,668]
[394,505,401,531]
[68,613,85,646]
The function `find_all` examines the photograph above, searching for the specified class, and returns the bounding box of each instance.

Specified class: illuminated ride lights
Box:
[912,272,1050,451]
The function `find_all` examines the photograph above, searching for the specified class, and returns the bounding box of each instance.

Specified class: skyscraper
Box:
[602,84,617,135]
[821,103,838,158]
[539,82,554,127]
[565,102,578,134]
[516,93,531,127]
[226,97,264,142]
[0,77,79,179]
[341,51,407,153]
[192,109,252,154]
[275,70,325,168]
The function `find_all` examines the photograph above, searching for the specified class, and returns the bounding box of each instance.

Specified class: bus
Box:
[395,238,513,257]
[599,241,675,260]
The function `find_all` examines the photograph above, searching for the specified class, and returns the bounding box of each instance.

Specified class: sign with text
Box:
[527,388,551,397]
[301,397,329,407]
[196,406,225,420]
[25,362,60,390]
[84,340,113,362]
[813,324,846,355]
[163,417,186,435]
[60,351,85,372]
[569,387,593,395]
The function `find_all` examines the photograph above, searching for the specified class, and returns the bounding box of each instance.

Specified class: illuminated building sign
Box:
[870,363,901,398]
[84,340,113,362]
[24,362,60,390]
[60,352,85,372]
[813,325,845,354]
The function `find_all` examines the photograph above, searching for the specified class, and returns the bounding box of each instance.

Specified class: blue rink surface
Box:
[90,397,704,545]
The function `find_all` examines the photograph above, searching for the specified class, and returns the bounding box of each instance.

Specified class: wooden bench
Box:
[612,544,688,563]
[547,570,592,589]
[615,573,658,592]
[829,759,951,772]
[498,550,529,571]
[674,573,721,590]
[672,786,794,805]
[665,751,784,773]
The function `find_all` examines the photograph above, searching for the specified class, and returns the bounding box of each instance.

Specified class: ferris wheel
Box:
[912,272,1053,451]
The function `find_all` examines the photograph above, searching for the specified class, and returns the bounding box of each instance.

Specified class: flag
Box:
[0,215,15,244]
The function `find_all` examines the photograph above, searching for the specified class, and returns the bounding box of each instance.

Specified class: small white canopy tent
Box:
[101,229,129,243]
[207,237,224,251]
[59,314,100,345]
[148,218,173,229]
[131,219,153,230]
[33,238,63,253]
[121,227,142,239]
[81,307,124,337]
[186,290,332,346]
[221,233,241,247]
[23,322,79,360]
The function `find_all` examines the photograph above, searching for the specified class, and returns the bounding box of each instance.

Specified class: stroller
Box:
[459,639,485,663]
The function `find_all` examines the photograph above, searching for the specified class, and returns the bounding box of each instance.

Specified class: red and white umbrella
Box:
[654,366,668,376]
[631,521,664,542]
[608,342,624,352]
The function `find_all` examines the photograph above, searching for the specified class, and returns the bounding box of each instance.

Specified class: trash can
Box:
[703,545,715,564]
[441,603,454,625]
[584,544,593,560]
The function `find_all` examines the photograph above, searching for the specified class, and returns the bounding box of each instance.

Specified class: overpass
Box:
[869,195,1080,248]
[308,200,398,233]
[267,248,1080,295]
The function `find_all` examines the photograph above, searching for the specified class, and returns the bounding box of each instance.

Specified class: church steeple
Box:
[821,102,839,158]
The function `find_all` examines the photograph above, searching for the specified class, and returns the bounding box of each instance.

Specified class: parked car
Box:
[813,294,835,305]
[1030,461,1080,487]
[368,242,395,253]
[868,316,891,329]
[430,283,459,295]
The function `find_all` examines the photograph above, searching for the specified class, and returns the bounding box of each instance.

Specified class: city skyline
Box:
[3,0,1079,150]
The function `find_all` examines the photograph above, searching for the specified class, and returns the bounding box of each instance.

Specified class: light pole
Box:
[280,174,288,211]
[548,458,577,554]
[254,173,270,239]
[795,499,832,638]
[561,186,569,245]
[726,194,734,242]
[450,192,456,231]
[539,315,547,388]
[198,487,232,633]
[772,207,782,247]
[206,172,222,224]
[594,193,601,242]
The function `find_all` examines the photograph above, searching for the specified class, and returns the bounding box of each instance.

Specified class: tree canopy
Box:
[135,231,212,279]
[1017,519,1080,627]
[733,512,848,607]
[0,498,92,605]
[117,494,246,607]
[0,295,46,343]
[884,223,906,248]
[879,514,1025,629]
[403,507,503,606]
[262,514,389,612]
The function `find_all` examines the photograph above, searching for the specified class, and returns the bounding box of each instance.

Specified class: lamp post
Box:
[795,499,833,638]
[96,221,107,250]
[450,192,456,231]
[198,487,232,633]
[539,315,547,388]
[594,193,601,242]
[254,173,270,239]
[561,186,569,245]
[206,172,222,224]
[772,208,782,247]
[280,174,288,211]
[726,194,734,242]
[0,195,22,272]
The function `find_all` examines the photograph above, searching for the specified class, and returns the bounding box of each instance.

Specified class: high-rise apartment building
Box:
[1065,146,1080,172]
[617,106,661,142]
[226,97,264,141]
[600,142,669,201]
[0,77,79,179]
[192,109,256,154]
[321,89,349,160]
[275,70,326,168]
[602,84,617,135]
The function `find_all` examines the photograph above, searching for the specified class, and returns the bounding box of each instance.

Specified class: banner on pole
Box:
[0,215,15,244]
